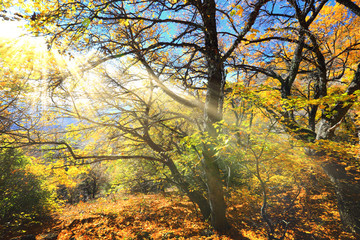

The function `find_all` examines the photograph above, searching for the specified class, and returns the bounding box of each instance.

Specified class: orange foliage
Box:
[6,189,356,240]
[35,194,234,240]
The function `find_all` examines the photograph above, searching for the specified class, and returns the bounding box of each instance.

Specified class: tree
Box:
[0,148,54,236]
[46,69,214,223]
[12,0,359,235]
[229,0,360,234]
[24,0,272,232]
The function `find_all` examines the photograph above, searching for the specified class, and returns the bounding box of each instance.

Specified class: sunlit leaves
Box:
[82,18,91,28]
[52,194,235,239]
[230,5,244,17]
[3,0,360,237]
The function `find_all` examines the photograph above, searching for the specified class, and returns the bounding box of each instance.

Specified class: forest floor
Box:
[5,191,359,240]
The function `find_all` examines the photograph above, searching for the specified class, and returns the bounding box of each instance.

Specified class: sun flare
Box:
[0,19,24,38]
[0,19,103,115]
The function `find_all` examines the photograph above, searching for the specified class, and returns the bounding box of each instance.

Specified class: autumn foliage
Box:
[2,0,360,239]
[3,188,356,240]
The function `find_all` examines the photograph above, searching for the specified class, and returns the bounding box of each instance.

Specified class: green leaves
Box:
[82,18,91,27]
[0,148,54,233]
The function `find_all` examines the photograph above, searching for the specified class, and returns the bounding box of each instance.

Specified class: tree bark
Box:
[199,0,230,232]
[166,159,211,220]
[312,64,360,234]
[336,0,360,16]
[202,146,229,231]
[322,162,360,234]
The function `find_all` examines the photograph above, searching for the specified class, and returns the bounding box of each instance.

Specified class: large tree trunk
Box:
[199,0,229,232]
[313,64,360,234]
[202,146,229,231]
[166,159,211,219]
[322,162,360,234]
[202,57,229,231]
[202,69,229,231]
[276,60,360,235]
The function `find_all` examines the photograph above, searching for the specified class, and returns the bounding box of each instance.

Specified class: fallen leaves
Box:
[9,190,358,240]
[39,194,233,240]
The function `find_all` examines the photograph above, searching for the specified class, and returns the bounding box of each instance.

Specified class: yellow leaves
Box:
[54,194,224,239]
[247,32,256,40]
[119,19,130,27]
[320,4,333,17]
[83,37,90,44]
[236,5,244,16]
[67,166,83,176]
[30,0,40,9]
[344,165,358,171]
[230,5,244,17]
[2,87,11,92]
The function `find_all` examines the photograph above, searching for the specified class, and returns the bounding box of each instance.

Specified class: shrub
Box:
[56,163,110,204]
[0,148,54,228]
